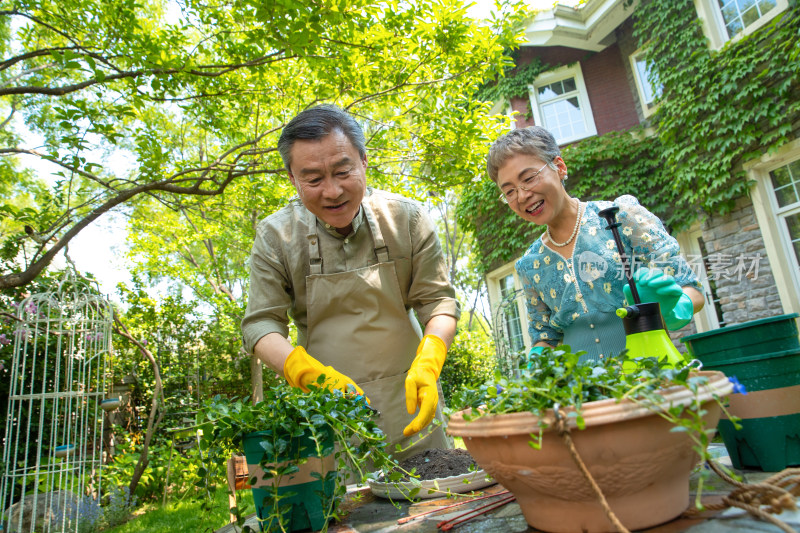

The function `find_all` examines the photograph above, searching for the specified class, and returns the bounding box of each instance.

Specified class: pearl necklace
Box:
[546,198,582,247]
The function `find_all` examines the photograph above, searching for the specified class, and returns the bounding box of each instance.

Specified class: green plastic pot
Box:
[682,313,800,471]
[242,427,336,532]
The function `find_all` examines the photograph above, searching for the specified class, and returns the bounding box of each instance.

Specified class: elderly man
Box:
[241,104,460,459]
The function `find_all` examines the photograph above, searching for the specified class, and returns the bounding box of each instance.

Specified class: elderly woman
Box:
[487,126,704,362]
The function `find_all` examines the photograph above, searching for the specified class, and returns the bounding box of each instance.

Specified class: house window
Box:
[769,158,800,271]
[718,0,777,38]
[528,65,597,145]
[694,0,787,49]
[499,274,525,354]
[630,50,662,117]
[747,139,800,316]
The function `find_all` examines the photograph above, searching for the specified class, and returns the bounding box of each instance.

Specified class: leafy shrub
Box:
[103,430,206,502]
[440,329,497,409]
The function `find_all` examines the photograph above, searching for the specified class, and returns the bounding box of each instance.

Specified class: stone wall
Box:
[698,195,783,324]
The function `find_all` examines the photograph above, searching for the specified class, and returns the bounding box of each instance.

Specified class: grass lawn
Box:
[106,488,255,533]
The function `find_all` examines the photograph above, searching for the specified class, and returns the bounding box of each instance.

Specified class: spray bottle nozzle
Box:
[616,306,640,319]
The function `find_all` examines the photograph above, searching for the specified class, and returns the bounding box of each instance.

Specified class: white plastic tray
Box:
[368,469,495,500]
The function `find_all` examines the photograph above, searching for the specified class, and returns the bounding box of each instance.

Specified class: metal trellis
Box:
[1,273,113,532]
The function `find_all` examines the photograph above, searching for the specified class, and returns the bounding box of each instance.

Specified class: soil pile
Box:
[398,448,478,481]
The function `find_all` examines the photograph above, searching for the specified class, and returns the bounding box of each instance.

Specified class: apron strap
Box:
[305,199,390,271]
[362,202,390,263]
[306,210,323,275]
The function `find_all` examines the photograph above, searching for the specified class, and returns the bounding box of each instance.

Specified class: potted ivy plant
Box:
[197,381,409,533]
[447,347,737,533]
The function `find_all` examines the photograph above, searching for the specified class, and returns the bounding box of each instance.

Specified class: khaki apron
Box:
[302,204,450,462]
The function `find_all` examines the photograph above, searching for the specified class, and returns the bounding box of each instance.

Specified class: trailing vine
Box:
[459,1,800,275]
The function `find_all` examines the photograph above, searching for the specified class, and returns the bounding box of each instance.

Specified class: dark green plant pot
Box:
[242,427,336,532]
[682,313,800,471]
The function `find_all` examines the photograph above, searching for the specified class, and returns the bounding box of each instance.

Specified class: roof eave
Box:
[522,0,639,52]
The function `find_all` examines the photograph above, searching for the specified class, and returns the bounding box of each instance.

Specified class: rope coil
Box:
[553,407,799,533]
[685,461,800,533]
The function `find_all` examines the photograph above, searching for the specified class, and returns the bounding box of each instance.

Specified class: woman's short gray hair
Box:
[486,126,561,183]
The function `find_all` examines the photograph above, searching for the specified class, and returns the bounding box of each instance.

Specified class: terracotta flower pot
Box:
[447,371,733,533]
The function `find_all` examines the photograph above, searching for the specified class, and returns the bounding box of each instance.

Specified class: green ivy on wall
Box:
[636,0,800,215]
[476,54,548,108]
[459,0,800,276]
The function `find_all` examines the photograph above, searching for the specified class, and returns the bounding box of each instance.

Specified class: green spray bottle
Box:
[598,206,688,368]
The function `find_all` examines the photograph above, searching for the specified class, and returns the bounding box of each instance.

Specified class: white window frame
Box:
[527,64,597,145]
[629,48,662,118]
[486,261,531,353]
[694,0,788,50]
[746,138,800,315]
[676,225,722,332]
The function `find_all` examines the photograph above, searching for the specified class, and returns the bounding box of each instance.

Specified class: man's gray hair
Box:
[278,104,367,171]
[486,126,561,183]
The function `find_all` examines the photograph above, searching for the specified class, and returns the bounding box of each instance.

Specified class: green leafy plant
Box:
[195,383,416,532]
[450,346,741,506]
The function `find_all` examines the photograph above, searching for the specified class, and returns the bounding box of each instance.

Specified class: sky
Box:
[45,0,582,300]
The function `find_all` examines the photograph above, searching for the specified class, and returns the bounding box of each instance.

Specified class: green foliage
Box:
[103,431,205,503]
[113,277,249,409]
[0,0,529,289]
[476,55,549,112]
[450,346,736,472]
[102,486,139,529]
[196,385,417,531]
[440,329,497,408]
[563,129,687,230]
[460,2,800,271]
[634,0,800,216]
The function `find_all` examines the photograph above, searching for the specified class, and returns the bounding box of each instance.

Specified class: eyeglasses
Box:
[499,161,553,204]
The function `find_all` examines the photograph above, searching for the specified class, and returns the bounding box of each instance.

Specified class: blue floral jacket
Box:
[515,195,702,346]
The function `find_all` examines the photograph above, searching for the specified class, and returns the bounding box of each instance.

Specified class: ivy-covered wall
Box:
[459,0,800,276]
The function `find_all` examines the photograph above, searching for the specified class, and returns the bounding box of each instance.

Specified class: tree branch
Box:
[0,51,293,97]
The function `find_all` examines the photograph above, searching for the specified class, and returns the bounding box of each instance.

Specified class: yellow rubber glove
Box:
[283,346,364,396]
[403,335,447,437]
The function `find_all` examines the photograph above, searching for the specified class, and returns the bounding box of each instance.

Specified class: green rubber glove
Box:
[623,267,694,331]
[283,346,365,397]
[403,335,447,437]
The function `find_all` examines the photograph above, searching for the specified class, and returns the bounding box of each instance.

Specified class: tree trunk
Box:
[113,313,165,497]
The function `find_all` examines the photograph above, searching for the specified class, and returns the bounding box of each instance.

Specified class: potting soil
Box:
[397,448,477,481]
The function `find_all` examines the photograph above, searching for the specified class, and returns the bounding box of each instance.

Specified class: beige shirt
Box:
[242,188,460,354]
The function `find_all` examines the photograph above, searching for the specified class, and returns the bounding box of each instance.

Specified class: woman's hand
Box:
[624,267,695,330]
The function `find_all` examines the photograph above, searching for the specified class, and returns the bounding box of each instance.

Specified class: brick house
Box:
[482,0,797,355]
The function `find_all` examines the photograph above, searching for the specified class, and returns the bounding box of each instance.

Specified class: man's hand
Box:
[403,335,447,437]
[624,267,694,330]
[283,346,364,395]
